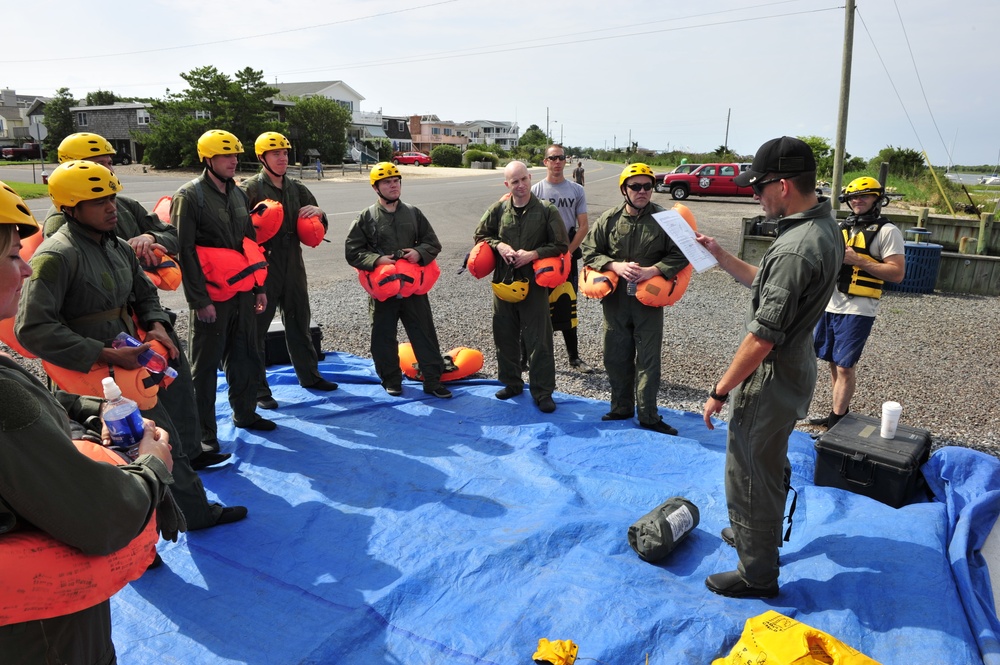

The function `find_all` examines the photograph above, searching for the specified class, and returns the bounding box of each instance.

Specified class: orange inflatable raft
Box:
[398,342,484,382]
[0,439,159,627]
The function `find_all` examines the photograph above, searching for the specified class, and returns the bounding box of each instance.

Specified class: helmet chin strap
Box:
[260,157,280,179]
[375,183,399,205]
[205,159,233,184]
[622,186,649,216]
[847,198,882,224]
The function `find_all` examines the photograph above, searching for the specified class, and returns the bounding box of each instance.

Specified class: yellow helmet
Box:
[843,176,884,199]
[58,132,115,163]
[619,163,655,187]
[491,277,529,303]
[0,181,40,238]
[48,160,122,210]
[370,161,402,186]
[197,129,244,161]
[255,131,291,159]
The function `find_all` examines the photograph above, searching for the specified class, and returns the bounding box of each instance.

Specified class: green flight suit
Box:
[14,218,221,529]
[42,208,203,461]
[242,171,324,395]
[173,173,266,443]
[474,194,568,402]
[726,198,843,587]
[0,356,172,664]
[346,202,445,390]
[581,201,689,424]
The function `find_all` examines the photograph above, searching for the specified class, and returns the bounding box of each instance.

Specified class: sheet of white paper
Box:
[651,209,718,273]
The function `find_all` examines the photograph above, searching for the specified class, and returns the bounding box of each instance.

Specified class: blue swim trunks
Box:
[813,312,875,368]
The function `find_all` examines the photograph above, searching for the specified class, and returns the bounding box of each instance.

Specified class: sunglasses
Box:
[546,155,567,161]
[750,177,784,196]
[625,182,653,192]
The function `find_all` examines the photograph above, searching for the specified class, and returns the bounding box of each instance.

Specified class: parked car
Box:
[661,163,755,200]
[392,152,431,166]
[654,164,701,192]
[1,142,42,160]
[112,151,131,166]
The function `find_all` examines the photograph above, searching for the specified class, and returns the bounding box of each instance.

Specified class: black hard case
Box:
[813,412,931,508]
[263,319,324,367]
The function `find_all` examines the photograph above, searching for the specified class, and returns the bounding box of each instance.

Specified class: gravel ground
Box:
[9,164,997,459]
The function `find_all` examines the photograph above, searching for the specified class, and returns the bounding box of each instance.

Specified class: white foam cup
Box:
[881,401,902,439]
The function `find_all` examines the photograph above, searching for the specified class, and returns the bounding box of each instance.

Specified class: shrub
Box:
[431,145,462,168]
[463,149,498,168]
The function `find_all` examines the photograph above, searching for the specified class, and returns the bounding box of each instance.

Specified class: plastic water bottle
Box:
[112,332,178,380]
[101,377,145,461]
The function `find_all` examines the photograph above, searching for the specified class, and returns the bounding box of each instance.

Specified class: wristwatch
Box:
[710,385,729,403]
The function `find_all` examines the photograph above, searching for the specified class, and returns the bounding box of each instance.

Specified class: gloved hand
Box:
[155,488,187,542]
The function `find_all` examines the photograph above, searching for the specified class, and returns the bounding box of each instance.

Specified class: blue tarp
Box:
[111,352,1000,664]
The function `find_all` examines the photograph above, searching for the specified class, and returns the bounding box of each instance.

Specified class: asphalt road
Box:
[1,160,763,311]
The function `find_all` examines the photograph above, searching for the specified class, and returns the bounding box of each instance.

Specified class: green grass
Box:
[3,182,48,200]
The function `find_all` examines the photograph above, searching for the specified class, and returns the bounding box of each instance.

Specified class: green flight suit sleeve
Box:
[581,210,615,271]
[118,196,179,255]
[0,359,171,556]
[173,186,212,310]
[345,208,381,272]
[412,207,442,265]
[15,249,105,371]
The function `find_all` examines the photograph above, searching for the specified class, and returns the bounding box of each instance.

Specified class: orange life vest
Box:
[465,241,496,279]
[142,248,182,291]
[250,199,284,245]
[357,263,401,301]
[296,213,326,248]
[152,195,172,224]
[0,439,159,627]
[358,260,440,301]
[398,342,484,382]
[579,266,619,299]
[195,237,268,302]
[533,253,571,288]
[634,203,697,307]
[42,334,173,410]
[0,317,35,359]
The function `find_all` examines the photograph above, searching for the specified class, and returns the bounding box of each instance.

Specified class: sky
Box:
[3,0,998,167]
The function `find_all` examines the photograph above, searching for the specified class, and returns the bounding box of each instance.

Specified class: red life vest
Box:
[0,440,159,626]
[195,237,268,302]
[533,253,571,288]
[465,241,496,279]
[296,213,326,248]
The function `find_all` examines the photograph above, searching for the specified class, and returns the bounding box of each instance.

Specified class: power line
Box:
[274,5,841,78]
[855,8,927,156]
[891,0,952,165]
[0,0,463,64]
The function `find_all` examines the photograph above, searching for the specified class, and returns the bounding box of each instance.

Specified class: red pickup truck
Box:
[1,142,42,160]
[660,163,755,200]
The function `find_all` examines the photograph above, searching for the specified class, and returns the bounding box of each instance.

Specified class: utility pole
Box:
[831,0,856,209]
[546,107,550,142]
[724,108,731,154]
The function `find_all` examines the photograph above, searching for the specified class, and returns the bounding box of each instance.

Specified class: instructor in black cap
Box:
[695,136,843,598]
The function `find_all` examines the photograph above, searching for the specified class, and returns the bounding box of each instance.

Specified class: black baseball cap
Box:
[734,136,816,187]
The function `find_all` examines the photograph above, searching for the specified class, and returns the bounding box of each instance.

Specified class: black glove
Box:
[155,488,187,542]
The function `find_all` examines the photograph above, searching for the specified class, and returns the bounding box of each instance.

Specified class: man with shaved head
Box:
[474,161,568,413]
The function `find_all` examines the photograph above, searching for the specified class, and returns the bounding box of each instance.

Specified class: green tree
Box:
[285,95,352,165]
[142,66,281,168]
[797,135,834,177]
[519,124,548,147]
[868,146,926,179]
[42,88,76,159]
[85,89,118,106]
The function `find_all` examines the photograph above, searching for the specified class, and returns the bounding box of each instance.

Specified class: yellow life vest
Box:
[837,221,888,299]
[713,610,880,665]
